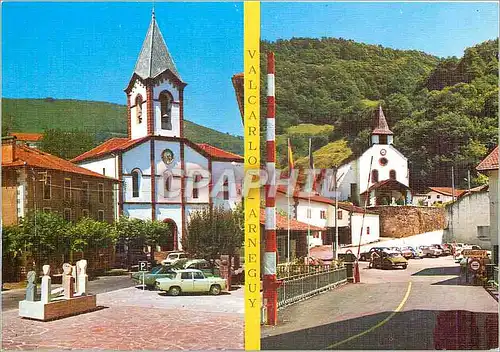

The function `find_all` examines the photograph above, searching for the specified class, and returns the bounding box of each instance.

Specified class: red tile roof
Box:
[2,143,118,181]
[428,187,466,197]
[72,137,242,163]
[372,106,393,135]
[9,132,43,142]
[71,137,142,163]
[362,179,411,194]
[196,143,243,161]
[477,146,498,171]
[259,209,325,231]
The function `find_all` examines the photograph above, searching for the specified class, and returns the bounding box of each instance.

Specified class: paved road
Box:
[262,256,498,350]
[2,275,135,311]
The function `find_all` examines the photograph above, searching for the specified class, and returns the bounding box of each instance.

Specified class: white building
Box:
[73,14,243,250]
[476,146,498,265]
[414,187,466,206]
[274,187,380,248]
[332,106,412,206]
[444,185,490,248]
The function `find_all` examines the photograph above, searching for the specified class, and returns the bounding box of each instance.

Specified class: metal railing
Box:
[277,265,347,309]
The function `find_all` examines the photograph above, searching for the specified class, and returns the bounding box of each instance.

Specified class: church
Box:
[73,13,244,250]
[334,106,412,206]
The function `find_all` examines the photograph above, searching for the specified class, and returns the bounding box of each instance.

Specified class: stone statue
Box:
[62,263,74,299]
[41,265,51,304]
[77,260,88,295]
[25,271,37,302]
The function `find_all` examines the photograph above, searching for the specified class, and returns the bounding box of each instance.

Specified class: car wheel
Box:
[168,286,181,296]
[403,264,408,269]
[360,255,365,261]
[209,284,221,295]
[383,260,392,270]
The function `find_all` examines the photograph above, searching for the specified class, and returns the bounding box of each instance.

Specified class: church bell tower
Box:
[124,12,187,141]
[371,105,394,146]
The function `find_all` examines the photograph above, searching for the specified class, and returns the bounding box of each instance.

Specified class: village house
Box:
[2,137,118,226]
[73,13,244,251]
[413,186,467,206]
[8,132,43,149]
[274,186,380,250]
[332,106,412,206]
[476,146,498,265]
[443,185,490,248]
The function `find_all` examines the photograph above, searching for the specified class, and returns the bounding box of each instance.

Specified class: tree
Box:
[40,128,97,160]
[18,211,70,272]
[69,218,116,254]
[183,205,244,269]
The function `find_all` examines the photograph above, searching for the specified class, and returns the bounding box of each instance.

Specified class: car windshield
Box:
[167,254,179,260]
[150,266,163,274]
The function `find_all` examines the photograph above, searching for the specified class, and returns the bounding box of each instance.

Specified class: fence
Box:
[276,264,347,309]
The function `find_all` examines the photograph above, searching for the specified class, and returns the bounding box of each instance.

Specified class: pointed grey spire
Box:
[372,105,393,135]
[134,14,182,82]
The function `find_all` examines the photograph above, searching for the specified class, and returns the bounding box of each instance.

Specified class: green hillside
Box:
[260,37,498,191]
[2,98,243,155]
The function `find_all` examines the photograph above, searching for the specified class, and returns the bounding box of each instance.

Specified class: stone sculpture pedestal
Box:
[19,295,97,321]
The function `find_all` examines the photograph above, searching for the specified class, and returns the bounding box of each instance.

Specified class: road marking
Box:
[326,281,412,349]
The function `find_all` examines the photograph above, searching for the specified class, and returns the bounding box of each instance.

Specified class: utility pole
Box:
[333,167,339,261]
[451,166,456,201]
[467,169,471,193]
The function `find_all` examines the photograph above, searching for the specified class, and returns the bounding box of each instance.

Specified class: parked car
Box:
[370,250,408,270]
[179,259,222,277]
[131,265,176,288]
[432,244,451,256]
[420,246,442,257]
[155,269,227,296]
[400,246,419,259]
[359,247,390,261]
[161,252,188,266]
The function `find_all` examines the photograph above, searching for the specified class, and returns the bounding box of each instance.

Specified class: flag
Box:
[287,138,294,171]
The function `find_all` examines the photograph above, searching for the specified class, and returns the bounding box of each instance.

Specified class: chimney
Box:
[2,136,17,163]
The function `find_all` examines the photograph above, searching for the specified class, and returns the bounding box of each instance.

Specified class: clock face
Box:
[161,149,174,165]
[380,149,387,156]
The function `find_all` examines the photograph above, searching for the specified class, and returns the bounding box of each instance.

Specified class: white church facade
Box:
[73,13,244,250]
[334,106,412,206]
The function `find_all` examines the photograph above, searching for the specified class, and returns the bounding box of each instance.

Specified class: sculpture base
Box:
[19,294,97,321]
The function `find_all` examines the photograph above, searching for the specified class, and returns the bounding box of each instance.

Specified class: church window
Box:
[135,94,143,124]
[389,170,396,180]
[379,135,388,144]
[223,177,229,200]
[193,173,202,199]
[132,170,140,198]
[165,174,173,194]
[160,91,173,130]
[371,170,379,183]
[379,157,388,166]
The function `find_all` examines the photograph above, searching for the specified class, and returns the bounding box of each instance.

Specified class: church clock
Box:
[161,149,174,165]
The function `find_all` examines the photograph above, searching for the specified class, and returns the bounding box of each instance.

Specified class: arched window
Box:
[135,95,143,124]
[160,91,173,130]
[371,169,379,183]
[132,169,140,198]
[165,173,173,195]
[389,170,396,180]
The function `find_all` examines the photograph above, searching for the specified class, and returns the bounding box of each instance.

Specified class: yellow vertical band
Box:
[244,1,260,350]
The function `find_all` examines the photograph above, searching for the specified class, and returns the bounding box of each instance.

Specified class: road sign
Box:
[469,260,481,271]
[139,261,148,272]
[462,249,488,258]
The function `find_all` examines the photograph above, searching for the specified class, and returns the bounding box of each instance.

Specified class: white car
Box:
[161,252,188,266]
[420,246,442,257]
[155,269,227,296]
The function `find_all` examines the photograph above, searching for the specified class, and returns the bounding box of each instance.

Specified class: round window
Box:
[380,149,387,156]
[379,157,388,166]
[161,149,174,165]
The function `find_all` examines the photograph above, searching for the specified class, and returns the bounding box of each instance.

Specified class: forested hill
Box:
[2,98,244,158]
[260,37,498,191]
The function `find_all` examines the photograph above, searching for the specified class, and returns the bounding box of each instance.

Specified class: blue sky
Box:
[3,2,498,137]
[262,2,498,58]
[2,2,244,135]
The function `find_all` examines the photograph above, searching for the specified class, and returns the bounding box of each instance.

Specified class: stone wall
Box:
[370,206,446,238]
